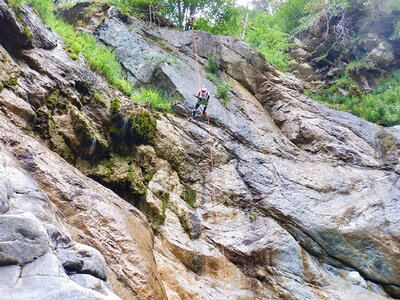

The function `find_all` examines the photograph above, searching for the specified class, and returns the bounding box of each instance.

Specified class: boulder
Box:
[367,42,396,69]
[293,63,316,79]
[357,33,384,53]
[59,2,92,26]
[0,213,49,265]
[290,47,309,60]
[304,37,322,52]
[56,243,108,281]
[21,252,65,278]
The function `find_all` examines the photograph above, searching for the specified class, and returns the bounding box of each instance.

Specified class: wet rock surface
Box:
[0,1,399,299]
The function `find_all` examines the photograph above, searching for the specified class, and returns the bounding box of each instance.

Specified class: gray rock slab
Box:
[69,274,119,298]
[3,275,120,300]
[21,251,65,278]
[94,16,173,86]
[0,264,21,288]
[0,212,49,265]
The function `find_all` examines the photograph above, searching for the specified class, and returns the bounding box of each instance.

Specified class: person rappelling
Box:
[190,85,210,119]
[187,16,195,31]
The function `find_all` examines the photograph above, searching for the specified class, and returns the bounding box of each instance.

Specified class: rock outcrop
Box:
[289,2,400,90]
[0,1,400,299]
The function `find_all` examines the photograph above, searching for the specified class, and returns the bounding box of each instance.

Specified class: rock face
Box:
[0,144,121,299]
[1,1,400,299]
[289,2,400,90]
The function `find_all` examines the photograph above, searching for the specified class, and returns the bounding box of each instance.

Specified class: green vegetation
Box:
[310,70,400,125]
[163,0,234,28]
[20,0,400,126]
[21,0,172,111]
[6,76,18,86]
[178,215,190,235]
[23,0,133,95]
[193,1,297,70]
[345,60,375,75]
[110,101,158,148]
[131,88,172,111]
[111,98,120,115]
[147,191,169,236]
[388,0,400,10]
[249,212,257,223]
[184,186,196,208]
[205,53,219,74]
[206,72,231,107]
[244,12,294,70]
[216,81,231,107]
[93,92,107,106]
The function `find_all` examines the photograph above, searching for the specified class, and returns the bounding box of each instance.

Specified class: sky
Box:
[236,0,251,7]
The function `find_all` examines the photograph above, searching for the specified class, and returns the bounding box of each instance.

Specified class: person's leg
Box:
[203,98,209,115]
[202,104,208,115]
[192,102,200,117]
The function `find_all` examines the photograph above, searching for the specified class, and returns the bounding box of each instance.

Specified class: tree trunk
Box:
[149,4,152,28]
[241,1,250,40]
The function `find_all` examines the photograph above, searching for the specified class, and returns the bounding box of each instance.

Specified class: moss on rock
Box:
[70,105,108,158]
[129,110,158,145]
[109,104,158,155]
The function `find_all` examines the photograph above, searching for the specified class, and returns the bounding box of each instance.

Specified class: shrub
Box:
[206,72,231,107]
[216,81,232,107]
[205,53,219,74]
[310,69,400,125]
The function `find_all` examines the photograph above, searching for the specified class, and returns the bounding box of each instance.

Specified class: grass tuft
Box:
[131,88,172,111]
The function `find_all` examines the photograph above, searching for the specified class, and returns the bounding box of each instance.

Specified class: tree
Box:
[245,11,293,70]
[251,0,284,12]
[195,5,245,37]
[162,0,235,28]
[162,0,198,27]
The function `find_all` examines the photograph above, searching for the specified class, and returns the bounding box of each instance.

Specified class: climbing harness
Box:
[191,29,231,299]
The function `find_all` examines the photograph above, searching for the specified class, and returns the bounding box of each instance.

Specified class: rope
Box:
[191,29,231,299]
[192,30,202,91]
